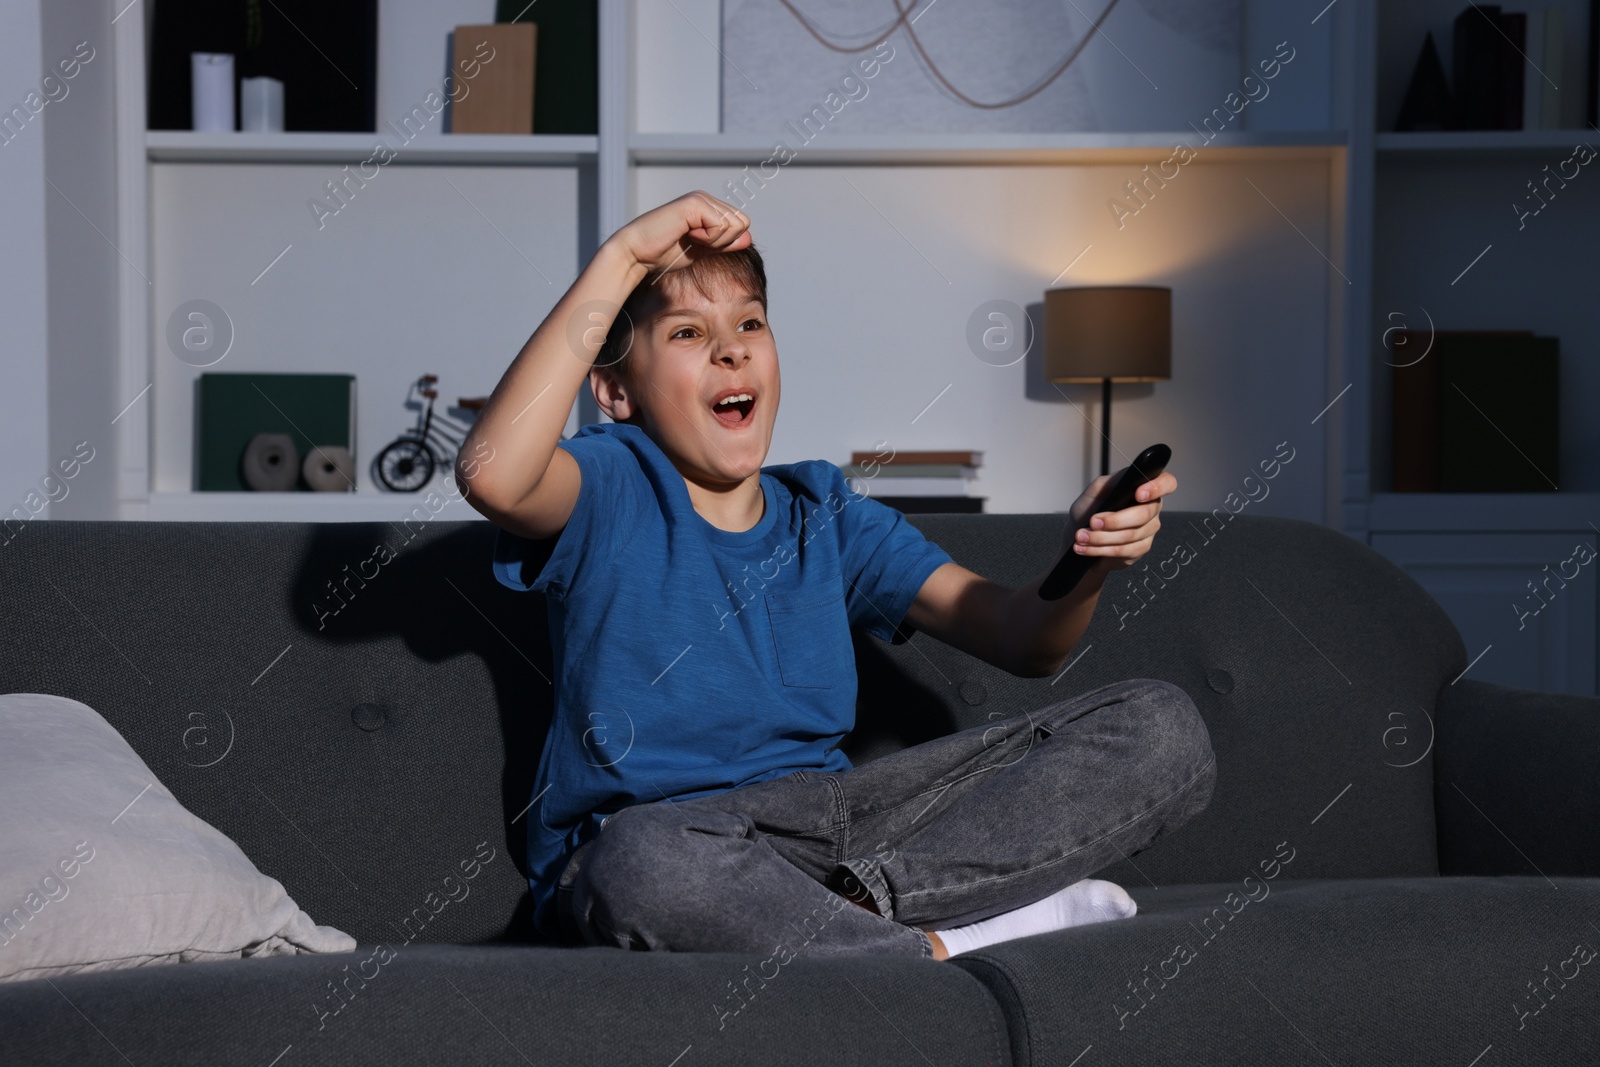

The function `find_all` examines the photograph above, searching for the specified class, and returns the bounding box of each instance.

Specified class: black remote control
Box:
[1038,443,1172,601]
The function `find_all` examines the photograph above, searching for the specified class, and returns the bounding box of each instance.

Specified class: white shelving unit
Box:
[627,130,1347,166]
[1376,129,1600,155]
[145,131,598,165]
[1359,0,1600,696]
[105,1,1359,525]
[94,0,1594,634]
[21,0,1573,690]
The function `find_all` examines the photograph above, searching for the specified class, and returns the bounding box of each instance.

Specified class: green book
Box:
[497,0,597,134]
[198,373,355,491]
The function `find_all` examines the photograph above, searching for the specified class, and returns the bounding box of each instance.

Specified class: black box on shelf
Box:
[148,0,378,133]
[1391,332,1559,492]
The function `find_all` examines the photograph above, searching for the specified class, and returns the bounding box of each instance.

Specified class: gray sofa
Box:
[3,511,1596,1065]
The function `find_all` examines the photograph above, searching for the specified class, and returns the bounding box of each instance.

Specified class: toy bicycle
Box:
[375,374,488,493]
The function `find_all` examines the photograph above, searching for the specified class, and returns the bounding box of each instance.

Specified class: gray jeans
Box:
[554,678,1216,958]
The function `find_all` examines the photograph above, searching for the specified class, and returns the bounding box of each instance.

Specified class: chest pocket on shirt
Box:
[765,588,853,689]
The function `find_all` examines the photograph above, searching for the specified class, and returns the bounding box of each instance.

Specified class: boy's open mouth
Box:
[709,388,757,427]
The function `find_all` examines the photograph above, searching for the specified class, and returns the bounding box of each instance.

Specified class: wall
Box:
[42,0,120,519]
[0,0,50,528]
[635,160,1332,520]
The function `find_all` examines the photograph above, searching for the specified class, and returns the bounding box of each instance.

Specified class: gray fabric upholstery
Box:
[856,511,1465,886]
[0,513,1460,950]
[1435,678,1600,878]
[1,511,1588,1066]
[0,942,1010,1065]
[1,519,545,947]
[952,876,1597,1067]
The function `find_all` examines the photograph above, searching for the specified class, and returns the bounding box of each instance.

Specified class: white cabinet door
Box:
[1369,532,1597,697]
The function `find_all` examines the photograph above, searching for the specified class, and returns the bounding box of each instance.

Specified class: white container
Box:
[191,53,235,132]
[240,76,285,132]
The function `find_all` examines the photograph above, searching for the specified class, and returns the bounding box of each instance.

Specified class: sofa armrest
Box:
[1434,678,1600,878]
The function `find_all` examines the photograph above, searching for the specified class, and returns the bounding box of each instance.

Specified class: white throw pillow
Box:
[0,693,355,983]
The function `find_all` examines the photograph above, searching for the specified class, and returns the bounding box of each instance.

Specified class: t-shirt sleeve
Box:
[826,463,955,645]
[491,432,649,600]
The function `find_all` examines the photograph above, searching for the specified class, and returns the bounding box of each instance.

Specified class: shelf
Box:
[146,131,598,166]
[1376,129,1597,159]
[138,491,492,524]
[1368,493,1600,533]
[629,130,1347,166]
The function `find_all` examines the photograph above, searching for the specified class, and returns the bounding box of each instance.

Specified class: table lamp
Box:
[1043,285,1172,476]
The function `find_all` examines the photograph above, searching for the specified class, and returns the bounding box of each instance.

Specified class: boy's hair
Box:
[597,242,768,396]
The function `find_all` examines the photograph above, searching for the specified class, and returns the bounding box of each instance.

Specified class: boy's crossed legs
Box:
[559,678,1217,959]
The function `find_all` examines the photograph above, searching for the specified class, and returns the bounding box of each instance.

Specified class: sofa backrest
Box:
[0,512,1464,945]
[860,510,1466,894]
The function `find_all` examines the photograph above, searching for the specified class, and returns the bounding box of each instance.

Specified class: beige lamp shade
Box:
[1043,286,1172,383]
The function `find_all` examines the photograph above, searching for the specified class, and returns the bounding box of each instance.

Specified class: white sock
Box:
[930,879,1137,958]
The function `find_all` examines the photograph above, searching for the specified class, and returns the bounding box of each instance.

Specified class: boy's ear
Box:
[590,364,637,423]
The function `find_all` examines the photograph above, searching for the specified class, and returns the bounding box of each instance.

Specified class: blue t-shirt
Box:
[490,421,955,941]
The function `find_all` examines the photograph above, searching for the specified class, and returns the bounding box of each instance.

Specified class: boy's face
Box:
[594,277,778,489]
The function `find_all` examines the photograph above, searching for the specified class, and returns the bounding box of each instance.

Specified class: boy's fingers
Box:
[1090,499,1161,531]
[1077,515,1159,548]
[686,192,750,245]
[1133,471,1177,503]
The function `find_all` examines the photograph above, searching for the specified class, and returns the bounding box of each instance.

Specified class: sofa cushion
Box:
[1,941,1012,1066]
[950,875,1597,1066]
[0,693,354,983]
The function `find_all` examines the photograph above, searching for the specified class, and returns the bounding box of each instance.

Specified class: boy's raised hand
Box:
[1061,465,1179,577]
[614,191,753,277]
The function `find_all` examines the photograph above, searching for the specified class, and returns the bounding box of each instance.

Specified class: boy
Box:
[460,191,1214,960]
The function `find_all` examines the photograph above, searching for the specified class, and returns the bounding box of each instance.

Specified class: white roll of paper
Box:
[240,76,285,132]
[191,53,235,132]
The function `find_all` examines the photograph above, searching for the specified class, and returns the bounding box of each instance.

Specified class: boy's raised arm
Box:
[457,191,751,538]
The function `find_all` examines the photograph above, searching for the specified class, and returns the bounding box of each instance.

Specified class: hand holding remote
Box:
[1039,444,1172,601]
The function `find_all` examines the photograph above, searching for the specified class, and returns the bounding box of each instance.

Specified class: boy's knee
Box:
[573,803,706,943]
[1127,679,1216,806]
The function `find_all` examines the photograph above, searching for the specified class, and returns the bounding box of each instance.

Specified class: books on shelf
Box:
[1592,0,1600,127]
[849,450,983,467]
[198,373,356,492]
[1522,8,1567,130]
[843,450,985,513]
[1450,5,1517,130]
[1445,4,1571,131]
[450,25,536,134]
[495,0,599,134]
[1389,331,1560,492]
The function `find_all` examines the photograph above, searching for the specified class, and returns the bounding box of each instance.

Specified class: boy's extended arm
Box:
[456,241,649,536]
[901,471,1177,677]
[902,562,1107,679]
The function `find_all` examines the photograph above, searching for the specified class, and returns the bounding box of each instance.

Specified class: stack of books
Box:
[842,450,984,514]
[1447,4,1565,130]
[1399,3,1600,131]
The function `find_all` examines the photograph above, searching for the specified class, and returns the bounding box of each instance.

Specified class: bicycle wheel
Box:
[376,437,435,492]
